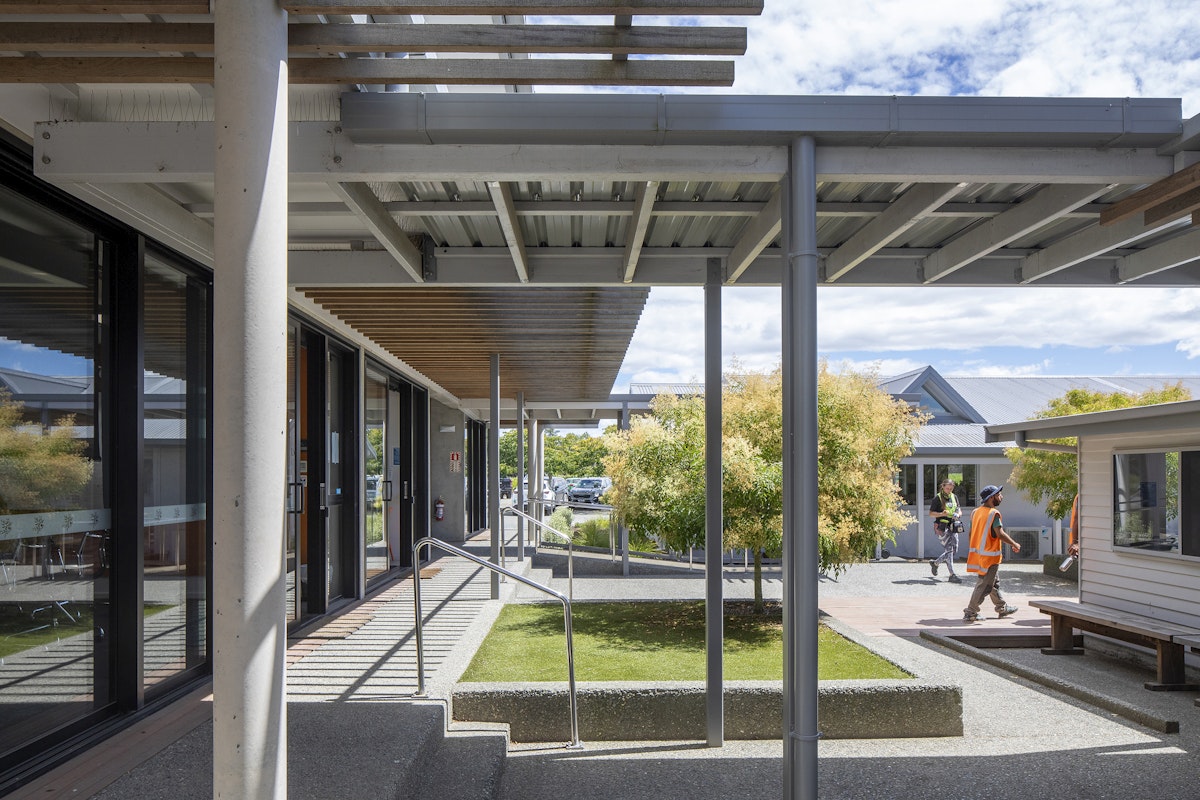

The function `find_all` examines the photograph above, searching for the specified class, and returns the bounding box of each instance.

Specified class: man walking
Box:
[963,485,1021,623]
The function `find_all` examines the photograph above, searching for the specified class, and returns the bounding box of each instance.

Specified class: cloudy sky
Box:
[546,0,1200,390]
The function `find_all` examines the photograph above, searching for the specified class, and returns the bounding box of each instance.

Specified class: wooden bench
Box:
[1029,599,1200,691]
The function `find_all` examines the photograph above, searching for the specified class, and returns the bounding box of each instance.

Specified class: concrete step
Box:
[499,740,783,800]
[403,724,509,800]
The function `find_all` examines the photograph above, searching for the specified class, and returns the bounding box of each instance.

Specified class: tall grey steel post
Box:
[782,136,819,800]
[619,402,631,577]
[704,256,725,747]
[516,391,525,561]
[489,354,501,599]
[212,1,289,798]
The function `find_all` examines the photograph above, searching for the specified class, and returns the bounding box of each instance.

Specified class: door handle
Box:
[383,480,393,502]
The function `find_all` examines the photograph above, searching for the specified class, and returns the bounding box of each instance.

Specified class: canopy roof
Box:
[2,7,1199,416]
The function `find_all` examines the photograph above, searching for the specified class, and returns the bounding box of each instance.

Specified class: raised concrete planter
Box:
[452,679,962,741]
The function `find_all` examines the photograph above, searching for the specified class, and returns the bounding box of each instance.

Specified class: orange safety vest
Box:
[966,506,1003,575]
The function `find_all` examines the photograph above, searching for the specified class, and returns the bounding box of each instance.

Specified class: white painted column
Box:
[489,354,501,598]
[212,1,289,798]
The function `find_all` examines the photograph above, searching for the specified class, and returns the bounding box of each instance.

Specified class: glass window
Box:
[922,463,977,506]
[142,251,209,694]
[1112,450,1197,556]
[364,366,388,584]
[0,183,110,760]
[896,464,917,506]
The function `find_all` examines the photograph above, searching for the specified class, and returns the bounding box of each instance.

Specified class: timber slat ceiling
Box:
[0,0,756,87]
[298,285,650,399]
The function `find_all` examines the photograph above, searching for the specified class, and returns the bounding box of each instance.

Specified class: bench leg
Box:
[1041,615,1085,656]
[1146,641,1199,691]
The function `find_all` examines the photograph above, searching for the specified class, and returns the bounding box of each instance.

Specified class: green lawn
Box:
[460,601,910,682]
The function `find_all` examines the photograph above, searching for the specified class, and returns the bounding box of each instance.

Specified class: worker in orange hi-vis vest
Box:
[962,485,1022,623]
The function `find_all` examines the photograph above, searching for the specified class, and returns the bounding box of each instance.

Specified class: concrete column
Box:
[704,257,724,747]
[212,1,288,798]
[533,421,545,524]
[489,354,501,598]
[516,391,525,560]
[782,136,819,800]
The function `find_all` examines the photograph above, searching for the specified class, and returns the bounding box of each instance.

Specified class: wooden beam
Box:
[622,180,658,282]
[0,0,208,11]
[288,56,735,86]
[0,57,214,84]
[0,22,745,57]
[1143,184,1200,226]
[486,181,530,283]
[289,23,747,56]
[1099,160,1200,226]
[0,56,734,86]
[283,0,763,15]
[0,23,213,52]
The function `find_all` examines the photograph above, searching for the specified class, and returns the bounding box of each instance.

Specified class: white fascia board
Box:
[815,146,1171,185]
[35,121,788,182]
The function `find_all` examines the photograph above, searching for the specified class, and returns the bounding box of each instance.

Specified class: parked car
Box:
[568,478,606,505]
[499,477,513,499]
[520,477,557,512]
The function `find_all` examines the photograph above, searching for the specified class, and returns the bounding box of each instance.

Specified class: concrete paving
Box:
[19,535,1200,800]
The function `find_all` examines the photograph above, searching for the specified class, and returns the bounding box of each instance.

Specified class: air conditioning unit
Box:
[1003,527,1041,560]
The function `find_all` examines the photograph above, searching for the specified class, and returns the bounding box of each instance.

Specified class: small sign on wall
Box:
[450,451,461,473]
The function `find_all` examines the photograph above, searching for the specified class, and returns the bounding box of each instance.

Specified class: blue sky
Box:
[585,0,1200,390]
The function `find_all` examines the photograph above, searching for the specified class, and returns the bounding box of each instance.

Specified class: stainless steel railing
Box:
[411,536,581,748]
[502,505,576,602]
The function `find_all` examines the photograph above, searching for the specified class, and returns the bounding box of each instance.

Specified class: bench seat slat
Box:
[1028,600,1200,641]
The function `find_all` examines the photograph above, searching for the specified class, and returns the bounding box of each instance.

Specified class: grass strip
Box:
[461,600,910,682]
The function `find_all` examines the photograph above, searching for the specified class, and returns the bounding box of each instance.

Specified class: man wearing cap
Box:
[963,485,1022,623]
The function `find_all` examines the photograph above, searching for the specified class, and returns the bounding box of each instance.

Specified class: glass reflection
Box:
[0,183,108,759]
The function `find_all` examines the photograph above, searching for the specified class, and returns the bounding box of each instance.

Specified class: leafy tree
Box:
[1006,383,1192,519]
[604,363,924,611]
[0,391,94,514]
[497,427,609,479]
[365,427,383,476]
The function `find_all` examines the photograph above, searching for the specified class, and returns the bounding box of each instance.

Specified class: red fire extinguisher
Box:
[434,497,445,521]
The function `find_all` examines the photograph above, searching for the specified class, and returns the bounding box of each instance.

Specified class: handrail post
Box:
[413,539,427,696]
[411,535,581,748]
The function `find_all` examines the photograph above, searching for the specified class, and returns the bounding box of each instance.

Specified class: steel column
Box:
[704,256,724,747]
[211,1,288,798]
[782,136,819,800]
[516,391,525,561]
[489,353,501,599]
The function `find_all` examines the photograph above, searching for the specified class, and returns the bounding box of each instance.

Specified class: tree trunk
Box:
[754,548,764,613]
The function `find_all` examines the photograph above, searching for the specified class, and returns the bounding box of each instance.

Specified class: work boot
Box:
[929,559,939,577]
[997,605,1018,618]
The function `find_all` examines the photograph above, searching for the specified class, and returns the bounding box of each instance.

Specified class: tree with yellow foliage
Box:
[0,390,93,515]
[604,363,924,611]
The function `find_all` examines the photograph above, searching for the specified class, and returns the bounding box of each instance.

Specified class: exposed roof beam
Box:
[826,183,962,282]
[327,181,425,283]
[0,56,735,86]
[290,23,747,55]
[486,180,529,283]
[1099,160,1200,226]
[622,180,658,283]
[183,198,1102,220]
[0,21,745,56]
[1143,185,1200,226]
[921,183,1111,284]
[726,187,779,283]
[57,182,213,267]
[36,123,789,182]
[1115,227,1200,284]
[282,0,764,14]
[0,1,208,11]
[1018,214,1182,284]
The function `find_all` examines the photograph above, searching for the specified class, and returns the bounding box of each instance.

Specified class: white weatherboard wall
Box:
[1078,428,1200,629]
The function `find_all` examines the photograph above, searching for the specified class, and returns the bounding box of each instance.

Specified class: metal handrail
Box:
[411,536,581,748]
[503,505,574,601]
